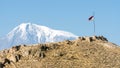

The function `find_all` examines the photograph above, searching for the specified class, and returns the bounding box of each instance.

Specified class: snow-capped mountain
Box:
[0,23,78,50]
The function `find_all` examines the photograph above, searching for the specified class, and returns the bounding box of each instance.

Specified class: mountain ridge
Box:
[0,23,78,50]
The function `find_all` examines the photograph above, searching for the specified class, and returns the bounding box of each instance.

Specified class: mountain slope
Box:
[0,23,78,50]
[0,36,120,68]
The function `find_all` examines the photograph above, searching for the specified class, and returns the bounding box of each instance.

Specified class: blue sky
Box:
[0,0,120,45]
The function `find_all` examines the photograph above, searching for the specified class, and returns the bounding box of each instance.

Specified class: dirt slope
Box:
[0,36,120,68]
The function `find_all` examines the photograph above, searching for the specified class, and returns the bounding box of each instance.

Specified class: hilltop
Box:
[0,36,120,68]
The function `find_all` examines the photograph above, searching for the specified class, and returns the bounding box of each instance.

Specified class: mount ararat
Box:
[0,23,78,50]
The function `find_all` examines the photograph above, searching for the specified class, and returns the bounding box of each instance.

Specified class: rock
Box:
[92,36,98,41]
[0,58,10,65]
[40,45,48,51]
[78,36,108,42]
[9,45,21,53]
[0,62,4,68]
[85,37,92,42]
[98,36,108,41]
[3,58,10,64]
[40,52,45,58]
[64,40,73,45]
[78,37,85,41]
[8,54,21,62]
[12,46,20,51]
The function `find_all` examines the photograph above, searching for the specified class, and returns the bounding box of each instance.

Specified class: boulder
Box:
[40,52,45,58]
[8,54,21,62]
[85,37,92,42]
[40,45,48,51]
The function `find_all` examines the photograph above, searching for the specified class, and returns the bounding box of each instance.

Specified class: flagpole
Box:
[93,12,96,36]
[93,19,95,36]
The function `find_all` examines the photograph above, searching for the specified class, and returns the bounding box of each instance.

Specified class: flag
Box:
[88,16,94,21]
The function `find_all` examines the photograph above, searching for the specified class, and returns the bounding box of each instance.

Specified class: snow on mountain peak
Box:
[19,23,31,30]
[0,23,78,50]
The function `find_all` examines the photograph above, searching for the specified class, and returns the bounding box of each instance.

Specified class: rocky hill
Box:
[0,36,120,68]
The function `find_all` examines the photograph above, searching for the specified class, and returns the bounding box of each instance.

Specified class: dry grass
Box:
[0,37,120,68]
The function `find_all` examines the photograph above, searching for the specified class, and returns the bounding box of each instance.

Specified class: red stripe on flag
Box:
[88,16,94,21]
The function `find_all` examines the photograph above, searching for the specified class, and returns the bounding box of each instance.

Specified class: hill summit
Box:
[0,36,120,68]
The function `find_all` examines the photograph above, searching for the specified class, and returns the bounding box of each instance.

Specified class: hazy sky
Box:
[0,0,120,45]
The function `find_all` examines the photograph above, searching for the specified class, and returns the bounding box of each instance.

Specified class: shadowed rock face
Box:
[0,36,120,68]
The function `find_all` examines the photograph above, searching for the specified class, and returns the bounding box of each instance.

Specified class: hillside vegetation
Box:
[0,36,120,68]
